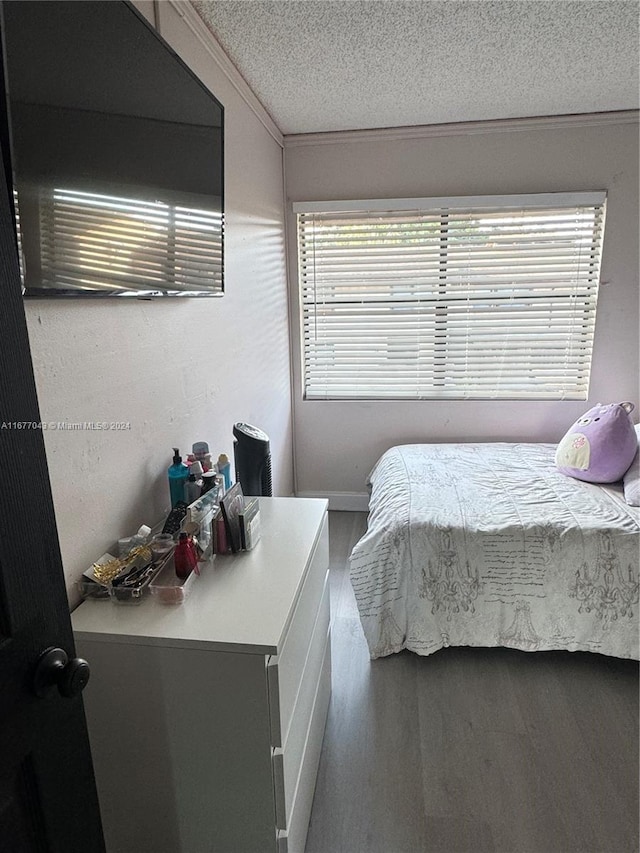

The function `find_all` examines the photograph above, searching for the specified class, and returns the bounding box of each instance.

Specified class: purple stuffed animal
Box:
[556,401,637,483]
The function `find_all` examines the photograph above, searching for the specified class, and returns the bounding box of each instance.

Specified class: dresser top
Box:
[72,497,328,655]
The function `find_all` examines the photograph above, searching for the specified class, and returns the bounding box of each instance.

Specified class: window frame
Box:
[294,192,607,402]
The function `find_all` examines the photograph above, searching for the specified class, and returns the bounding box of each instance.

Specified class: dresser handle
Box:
[267,656,282,747]
[272,747,286,830]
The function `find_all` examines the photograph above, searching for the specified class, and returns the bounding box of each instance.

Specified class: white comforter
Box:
[349,444,640,660]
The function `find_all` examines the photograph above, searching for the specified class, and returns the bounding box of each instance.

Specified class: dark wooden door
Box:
[0,140,105,849]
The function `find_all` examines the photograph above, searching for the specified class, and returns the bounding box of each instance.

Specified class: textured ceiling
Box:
[190,0,639,135]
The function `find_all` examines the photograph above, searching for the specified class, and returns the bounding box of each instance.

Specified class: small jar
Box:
[201,470,217,494]
[151,533,174,558]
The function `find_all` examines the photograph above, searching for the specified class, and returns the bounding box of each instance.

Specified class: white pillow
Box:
[623,424,640,506]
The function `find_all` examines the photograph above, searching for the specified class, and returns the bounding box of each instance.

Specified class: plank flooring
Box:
[305,511,639,853]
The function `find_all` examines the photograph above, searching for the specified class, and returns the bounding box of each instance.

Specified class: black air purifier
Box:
[233,423,272,497]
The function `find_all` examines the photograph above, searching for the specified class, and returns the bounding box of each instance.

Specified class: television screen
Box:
[0,0,224,298]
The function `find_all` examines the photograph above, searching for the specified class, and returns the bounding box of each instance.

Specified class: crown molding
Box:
[161,0,284,148]
[284,110,639,148]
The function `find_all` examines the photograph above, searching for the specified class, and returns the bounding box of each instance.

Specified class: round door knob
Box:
[33,647,91,698]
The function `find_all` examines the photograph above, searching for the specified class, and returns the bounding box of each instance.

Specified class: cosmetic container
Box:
[151,533,175,558]
[130,525,151,548]
[214,473,225,498]
[150,554,199,604]
[192,441,209,465]
[201,470,217,494]
[190,460,204,479]
[184,473,202,504]
[217,453,232,490]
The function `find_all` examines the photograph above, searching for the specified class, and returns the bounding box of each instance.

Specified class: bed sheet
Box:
[349,443,640,660]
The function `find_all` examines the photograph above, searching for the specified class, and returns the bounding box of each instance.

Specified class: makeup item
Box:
[217,453,232,490]
[151,533,174,558]
[192,441,209,465]
[214,473,225,497]
[190,460,204,479]
[219,482,244,553]
[182,521,201,559]
[213,508,228,554]
[167,448,189,508]
[201,470,217,494]
[130,525,151,548]
[184,473,202,504]
[203,453,213,473]
[174,532,198,579]
[186,488,220,523]
[185,491,218,559]
[239,498,261,550]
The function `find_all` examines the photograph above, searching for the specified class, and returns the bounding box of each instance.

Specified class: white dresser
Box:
[72,497,330,853]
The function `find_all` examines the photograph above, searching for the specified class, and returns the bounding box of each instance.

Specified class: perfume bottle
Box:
[174,532,198,580]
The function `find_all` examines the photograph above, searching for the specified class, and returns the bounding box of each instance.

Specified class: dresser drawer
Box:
[281,578,330,822]
[268,512,328,746]
[277,622,331,853]
[291,636,330,853]
[270,579,329,829]
[272,628,331,853]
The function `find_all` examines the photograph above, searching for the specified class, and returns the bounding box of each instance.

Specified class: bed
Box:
[349,443,640,660]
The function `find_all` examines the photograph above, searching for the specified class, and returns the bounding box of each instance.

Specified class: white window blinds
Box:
[36,187,223,295]
[295,192,606,400]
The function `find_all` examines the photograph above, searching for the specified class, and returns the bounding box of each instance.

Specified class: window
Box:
[295,192,606,400]
[19,186,223,296]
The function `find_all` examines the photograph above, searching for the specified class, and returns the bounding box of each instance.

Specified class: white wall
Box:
[285,116,640,502]
[23,1,293,605]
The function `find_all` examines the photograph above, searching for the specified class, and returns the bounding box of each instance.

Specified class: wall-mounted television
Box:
[0,0,224,298]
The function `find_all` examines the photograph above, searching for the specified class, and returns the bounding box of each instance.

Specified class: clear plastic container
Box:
[108,551,172,605]
[77,576,111,600]
[78,552,119,600]
[149,554,199,605]
[150,533,175,558]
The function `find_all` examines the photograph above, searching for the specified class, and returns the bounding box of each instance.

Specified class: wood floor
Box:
[305,511,640,853]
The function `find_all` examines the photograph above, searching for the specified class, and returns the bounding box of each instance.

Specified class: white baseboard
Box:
[296,491,369,512]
